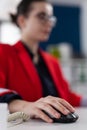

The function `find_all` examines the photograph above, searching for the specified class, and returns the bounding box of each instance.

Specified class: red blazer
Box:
[0,41,81,106]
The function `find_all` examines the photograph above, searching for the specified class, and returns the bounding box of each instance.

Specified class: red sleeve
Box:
[62,78,82,107]
[0,44,15,96]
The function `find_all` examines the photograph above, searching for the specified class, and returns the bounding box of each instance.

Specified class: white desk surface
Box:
[8,108,87,130]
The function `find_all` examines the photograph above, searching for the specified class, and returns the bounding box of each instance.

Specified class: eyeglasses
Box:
[35,12,57,27]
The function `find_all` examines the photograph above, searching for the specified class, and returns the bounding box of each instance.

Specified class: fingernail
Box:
[72,108,75,112]
[55,113,60,118]
[48,119,53,123]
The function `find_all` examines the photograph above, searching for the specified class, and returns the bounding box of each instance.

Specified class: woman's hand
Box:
[8,96,75,123]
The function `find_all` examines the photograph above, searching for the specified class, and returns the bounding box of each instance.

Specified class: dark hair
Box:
[10,0,48,27]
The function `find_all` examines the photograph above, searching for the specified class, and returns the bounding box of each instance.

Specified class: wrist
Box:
[8,99,29,113]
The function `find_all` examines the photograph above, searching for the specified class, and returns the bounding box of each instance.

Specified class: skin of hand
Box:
[8,96,75,123]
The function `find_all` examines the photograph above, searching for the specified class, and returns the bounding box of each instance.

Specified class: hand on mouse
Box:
[8,96,75,123]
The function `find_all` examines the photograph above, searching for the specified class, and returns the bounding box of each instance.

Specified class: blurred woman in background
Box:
[0,0,86,123]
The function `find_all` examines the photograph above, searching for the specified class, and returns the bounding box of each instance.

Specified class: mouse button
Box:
[71,113,79,119]
[65,113,74,119]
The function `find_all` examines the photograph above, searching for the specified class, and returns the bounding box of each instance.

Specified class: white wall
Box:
[0,0,21,20]
[49,0,84,6]
[80,1,87,57]
[0,22,20,44]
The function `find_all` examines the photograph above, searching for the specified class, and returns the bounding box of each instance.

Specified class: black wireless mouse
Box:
[43,110,79,123]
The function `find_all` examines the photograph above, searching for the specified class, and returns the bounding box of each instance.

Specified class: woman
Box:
[0,0,85,123]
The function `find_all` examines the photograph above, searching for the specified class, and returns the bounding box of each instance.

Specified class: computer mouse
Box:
[43,109,79,123]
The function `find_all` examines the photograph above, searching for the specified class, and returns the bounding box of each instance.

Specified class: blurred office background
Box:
[0,0,87,95]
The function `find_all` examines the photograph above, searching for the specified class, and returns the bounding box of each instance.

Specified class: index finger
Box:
[59,99,75,113]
